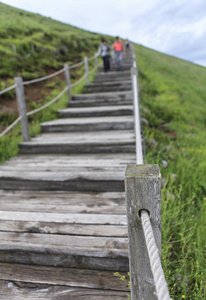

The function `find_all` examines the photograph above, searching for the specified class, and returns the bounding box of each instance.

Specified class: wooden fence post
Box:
[84,56,89,84]
[64,63,72,101]
[125,164,161,300]
[14,77,30,142]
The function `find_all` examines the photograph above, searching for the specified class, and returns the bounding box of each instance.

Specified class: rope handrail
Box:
[68,60,84,69]
[141,210,171,300]
[0,116,22,138]
[70,73,87,88]
[0,51,98,139]
[0,84,17,96]
[88,55,96,62]
[23,68,65,85]
[27,86,68,116]
[88,65,97,75]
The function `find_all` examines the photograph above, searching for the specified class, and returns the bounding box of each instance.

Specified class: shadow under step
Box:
[41,116,134,132]
[0,153,135,192]
[58,105,133,118]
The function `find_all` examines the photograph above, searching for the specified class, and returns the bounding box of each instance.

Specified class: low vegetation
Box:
[135,44,206,299]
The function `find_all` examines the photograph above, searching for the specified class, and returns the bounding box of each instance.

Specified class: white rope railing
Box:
[88,55,96,62]
[70,73,87,88]
[23,68,65,85]
[141,210,171,300]
[88,65,97,75]
[0,84,17,96]
[27,86,68,116]
[0,52,98,140]
[0,116,22,138]
[68,60,84,69]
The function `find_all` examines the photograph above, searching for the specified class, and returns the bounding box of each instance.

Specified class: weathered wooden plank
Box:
[0,263,130,291]
[0,220,127,237]
[0,252,129,271]
[0,281,128,300]
[72,91,132,101]
[0,211,127,225]
[41,116,134,125]
[0,231,128,256]
[0,191,125,205]
[58,105,133,118]
[0,203,126,214]
[69,99,132,108]
[1,153,135,167]
[85,80,131,87]
[19,142,135,155]
[40,116,134,132]
[0,153,135,171]
[21,130,135,142]
[18,129,135,154]
[0,231,129,270]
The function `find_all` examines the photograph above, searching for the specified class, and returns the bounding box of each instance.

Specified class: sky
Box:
[1,0,206,67]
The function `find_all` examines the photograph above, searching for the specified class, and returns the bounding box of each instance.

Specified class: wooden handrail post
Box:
[84,56,89,84]
[15,77,30,141]
[64,63,72,101]
[125,164,161,300]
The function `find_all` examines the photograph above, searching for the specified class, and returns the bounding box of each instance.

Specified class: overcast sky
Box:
[1,0,206,67]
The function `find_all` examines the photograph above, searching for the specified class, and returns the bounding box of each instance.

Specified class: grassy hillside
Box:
[135,45,206,299]
[0,2,112,79]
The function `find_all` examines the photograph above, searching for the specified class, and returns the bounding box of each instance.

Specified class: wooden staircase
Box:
[0,52,135,299]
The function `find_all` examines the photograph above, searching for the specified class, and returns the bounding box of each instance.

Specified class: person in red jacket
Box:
[113,36,125,71]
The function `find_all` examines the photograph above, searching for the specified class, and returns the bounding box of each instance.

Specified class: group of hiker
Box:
[95,36,130,72]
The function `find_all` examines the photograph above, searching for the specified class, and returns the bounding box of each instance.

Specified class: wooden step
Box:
[100,64,132,71]
[94,71,131,80]
[72,91,132,101]
[93,77,130,83]
[19,130,135,154]
[0,153,135,191]
[68,98,132,108]
[0,281,128,300]
[0,263,129,300]
[41,116,134,132]
[58,105,133,118]
[84,82,131,92]
[0,190,127,237]
[0,231,129,271]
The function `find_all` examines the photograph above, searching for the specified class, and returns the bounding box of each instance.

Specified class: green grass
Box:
[135,44,206,299]
[0,2,113,79]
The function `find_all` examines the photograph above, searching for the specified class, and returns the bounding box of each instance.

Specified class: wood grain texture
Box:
[0,263,130,291]
[0,281,129,300]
